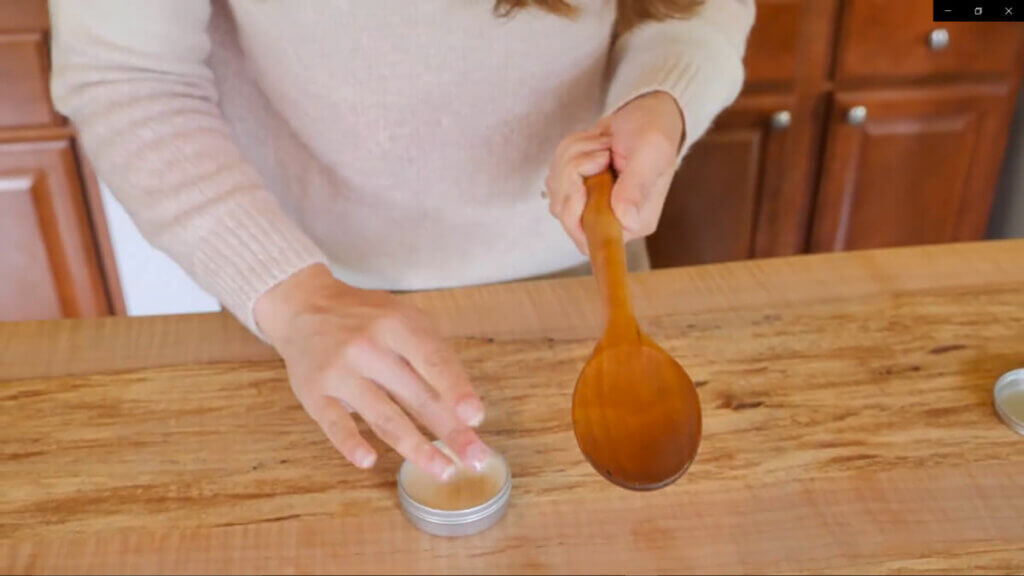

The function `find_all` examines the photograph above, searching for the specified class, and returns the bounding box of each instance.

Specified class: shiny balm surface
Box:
[400,450,506,511]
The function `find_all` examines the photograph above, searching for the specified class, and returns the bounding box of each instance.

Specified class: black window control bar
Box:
[934,1,1022,21]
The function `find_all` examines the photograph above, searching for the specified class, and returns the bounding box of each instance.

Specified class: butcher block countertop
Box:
[2,241,1024,574]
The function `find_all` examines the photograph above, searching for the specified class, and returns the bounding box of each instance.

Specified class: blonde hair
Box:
[493,0,704,35]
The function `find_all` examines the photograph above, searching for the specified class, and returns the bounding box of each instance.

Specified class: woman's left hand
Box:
[544,91,684,254]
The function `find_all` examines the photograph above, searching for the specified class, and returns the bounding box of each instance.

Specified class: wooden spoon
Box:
[572,170,702,491]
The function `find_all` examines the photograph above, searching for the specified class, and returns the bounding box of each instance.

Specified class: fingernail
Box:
[355,447,377,469]
[464,441,490,472]
[456,398,485,428]
[436,458,457,482]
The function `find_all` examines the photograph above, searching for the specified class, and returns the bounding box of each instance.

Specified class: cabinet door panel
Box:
[648,95,796,268]
[0,33,56,129]
[811,85,1015,252]
[0,140,109,320]
[0,172,61,318]
[745,0,802,89]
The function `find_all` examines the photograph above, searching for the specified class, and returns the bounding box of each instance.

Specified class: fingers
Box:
[555,169,591,254]
[345,377,457,482]
[548,131,611,199]
[311,398,377,469]
[276,281,493,480]
[546,131,613,254]
[347,338,489,470]
[561,149,611,253]
[554,129,610,167]
[382,310,484,426]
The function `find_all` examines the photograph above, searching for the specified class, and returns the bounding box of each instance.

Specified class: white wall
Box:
[100,183,221,316]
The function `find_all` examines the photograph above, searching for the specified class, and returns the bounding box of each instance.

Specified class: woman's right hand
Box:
[254,264,489,481]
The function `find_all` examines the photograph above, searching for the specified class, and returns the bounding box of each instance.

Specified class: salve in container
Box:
[397,442,511,537]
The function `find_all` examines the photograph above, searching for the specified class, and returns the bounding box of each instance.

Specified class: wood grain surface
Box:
[2,241,1024,573]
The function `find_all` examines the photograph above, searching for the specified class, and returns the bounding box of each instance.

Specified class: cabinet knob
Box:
[928,28,950,51]
[770,110,792,130]
[846,105,868,126]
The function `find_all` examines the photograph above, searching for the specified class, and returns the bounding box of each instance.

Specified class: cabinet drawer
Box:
[836,0,1022,83]
[0,33,57,129]
[745,0,802,88]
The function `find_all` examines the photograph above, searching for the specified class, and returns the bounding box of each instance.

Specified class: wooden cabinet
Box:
[650,0,837,267]
[743,0,803,90]
[647,95,797,267]
[811,85,1015,251]
[0,140,109,320]
[649,0,1023,268]
[0,33,55,129]
[836,0,1022,83]
[0,0,120,321]
[0,1,49,33]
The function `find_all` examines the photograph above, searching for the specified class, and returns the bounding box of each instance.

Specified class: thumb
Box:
[610,170,647,232]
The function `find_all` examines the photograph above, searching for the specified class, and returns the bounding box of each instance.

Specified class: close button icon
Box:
[1007,7,1015,16]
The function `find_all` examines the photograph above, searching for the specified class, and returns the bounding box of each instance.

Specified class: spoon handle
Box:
[582,170,640,345]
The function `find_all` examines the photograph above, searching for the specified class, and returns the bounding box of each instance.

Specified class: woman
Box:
[49,0,754,481]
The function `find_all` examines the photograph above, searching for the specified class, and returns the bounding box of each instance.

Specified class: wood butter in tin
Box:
[397,442,511,537]
[993,368,1024,435]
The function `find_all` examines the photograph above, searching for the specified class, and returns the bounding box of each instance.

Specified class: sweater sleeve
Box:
[49,0,327,335]
[605,0,756,159]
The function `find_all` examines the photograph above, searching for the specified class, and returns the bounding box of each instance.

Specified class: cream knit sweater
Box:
[49,1,754,332]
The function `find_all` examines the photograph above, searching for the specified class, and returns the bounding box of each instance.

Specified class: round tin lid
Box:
[396,443,511,538]
[993,368,1024,436]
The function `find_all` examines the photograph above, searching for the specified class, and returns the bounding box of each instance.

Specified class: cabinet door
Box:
[647,94,797,268]
[744,0,802,90]
[0,140,109,320]
[0,33,56,129]
[811,85,1016,252]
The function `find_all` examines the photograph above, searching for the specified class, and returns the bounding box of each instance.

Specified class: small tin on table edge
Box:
[396,452,512,537]
[993,368,1024,436]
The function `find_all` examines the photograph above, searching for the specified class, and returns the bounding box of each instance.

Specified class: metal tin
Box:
[397,448,511,537]
[993,368,1024,435]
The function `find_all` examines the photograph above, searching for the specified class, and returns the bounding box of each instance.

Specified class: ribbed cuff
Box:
[190,195,327,339]
[605,24,746,167]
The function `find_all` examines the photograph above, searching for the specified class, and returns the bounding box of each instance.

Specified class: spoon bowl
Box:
[573,335,701,490]
[571,171,702,491]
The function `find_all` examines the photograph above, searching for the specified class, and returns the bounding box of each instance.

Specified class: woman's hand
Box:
[254,264,489,481]
[545,91,684,253]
